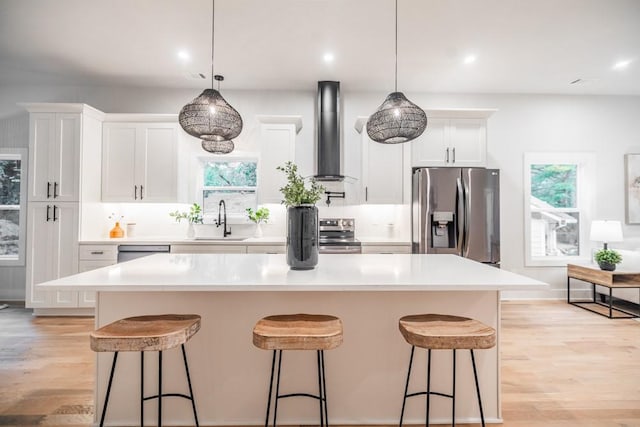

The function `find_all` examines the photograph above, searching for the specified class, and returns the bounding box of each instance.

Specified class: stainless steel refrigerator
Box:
[412,167,500,265]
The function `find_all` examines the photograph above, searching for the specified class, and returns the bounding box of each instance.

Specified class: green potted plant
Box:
[246,207,270,238]
[594,248,622,271]
[277,161,325,270]
[169,203,203,238]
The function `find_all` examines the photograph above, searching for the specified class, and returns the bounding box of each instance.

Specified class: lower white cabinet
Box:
[247,244,286,254]
[361,245,412,254]
[77,244,118,307]
[25,202,79,308]
[170,244,248,254]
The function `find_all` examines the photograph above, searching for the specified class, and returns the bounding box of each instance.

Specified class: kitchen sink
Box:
[193,237,247,241]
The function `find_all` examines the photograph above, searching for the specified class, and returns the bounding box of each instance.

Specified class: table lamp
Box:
[589,220,623,250]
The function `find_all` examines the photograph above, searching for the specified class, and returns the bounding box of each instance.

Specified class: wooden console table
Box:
[567,263,640,319]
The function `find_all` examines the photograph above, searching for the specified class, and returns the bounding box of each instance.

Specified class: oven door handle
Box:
[319,247,362,254]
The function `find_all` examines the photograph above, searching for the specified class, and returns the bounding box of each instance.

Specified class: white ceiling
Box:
[1,0,639,95]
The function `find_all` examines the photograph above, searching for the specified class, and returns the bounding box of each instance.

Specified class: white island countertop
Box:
[39,253,547,292]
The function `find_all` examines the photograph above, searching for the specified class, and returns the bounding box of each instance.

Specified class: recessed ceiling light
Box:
[323,53,335,63]
[463,55,477,65]
[612,59,631,70]
[178,50,191,62]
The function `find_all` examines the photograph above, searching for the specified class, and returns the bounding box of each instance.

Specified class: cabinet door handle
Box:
[53,205,58,222]
[47,182,51,198]
[452,147,456,163]
[53,182,58,198]
[140,185,144,200]
[365,186,368,202]
[446,147,450,163]
[134,185,138,200]
[46,205,51,222]
[90,251,104,255]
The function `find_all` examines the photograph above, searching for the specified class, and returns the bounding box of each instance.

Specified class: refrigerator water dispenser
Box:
[431,211,456,248]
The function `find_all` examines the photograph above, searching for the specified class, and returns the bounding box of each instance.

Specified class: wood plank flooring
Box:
[0,301,638,426]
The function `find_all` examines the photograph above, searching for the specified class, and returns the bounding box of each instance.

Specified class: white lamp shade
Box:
[589,220,623,243]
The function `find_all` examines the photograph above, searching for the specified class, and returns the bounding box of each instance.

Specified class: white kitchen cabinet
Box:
[361,244,412,254]
[361,128,405,204]
[77,244,118,307]
[25,202,79,308]
[412,118,487,167]
[102,122,178,202]
[28,112,81,202]
[170,244,247,254]
[246,244,286,254]
[257,118,300,204]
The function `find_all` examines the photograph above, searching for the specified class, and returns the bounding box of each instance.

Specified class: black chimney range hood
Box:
[314,81,344,182]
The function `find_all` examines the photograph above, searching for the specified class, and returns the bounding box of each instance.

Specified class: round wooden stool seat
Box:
[90,314,201,353]
[253,313,343,351]
[399,314,496,350]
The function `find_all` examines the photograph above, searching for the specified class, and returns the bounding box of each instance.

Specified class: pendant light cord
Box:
[211,0,215,89]
[394,0,398,92]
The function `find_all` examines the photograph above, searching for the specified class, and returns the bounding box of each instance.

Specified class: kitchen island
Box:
[40,253,546,426]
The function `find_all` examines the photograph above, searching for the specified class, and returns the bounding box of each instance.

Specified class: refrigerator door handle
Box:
[462,175,471,256]
[456,177,465,255]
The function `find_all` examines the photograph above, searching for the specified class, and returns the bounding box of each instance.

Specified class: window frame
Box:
[197,155,259,223]
[0,148,27,266]
[523,152,594,267]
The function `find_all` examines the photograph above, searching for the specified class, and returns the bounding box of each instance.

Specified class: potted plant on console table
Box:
[594,248,622,271]
[277,161,324,270]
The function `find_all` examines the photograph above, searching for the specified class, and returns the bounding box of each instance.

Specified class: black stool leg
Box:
[399,346,415,427]
[452,349,456,427]
[158,350,162,427]
[317,351,325,427]
[425,349,432,427]
[272,350,283,427]
[470,350,485,427]
[181,344,200,427]
[99,352,118,427]
[140,352,144,427]
[264,350,277,427]
[320,350,329,427]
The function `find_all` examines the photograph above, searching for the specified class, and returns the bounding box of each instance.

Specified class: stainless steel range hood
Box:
[314,81,344,181]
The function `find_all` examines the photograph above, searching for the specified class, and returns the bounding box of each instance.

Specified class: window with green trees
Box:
[0,150,26,263]
[524,153,593,266]
[202,160,257,218]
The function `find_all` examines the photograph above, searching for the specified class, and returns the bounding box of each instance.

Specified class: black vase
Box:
[286,205,319,270]
[598,261,616,271]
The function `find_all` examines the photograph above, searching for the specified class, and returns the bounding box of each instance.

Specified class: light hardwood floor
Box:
[0,301,638,426]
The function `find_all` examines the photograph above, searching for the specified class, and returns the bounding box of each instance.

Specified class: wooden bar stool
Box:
[253,314,343,427]
[398,314,496,427]
[90,314,201,427]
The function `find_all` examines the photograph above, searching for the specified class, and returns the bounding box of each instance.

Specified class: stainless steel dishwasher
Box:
[117,245,171,263]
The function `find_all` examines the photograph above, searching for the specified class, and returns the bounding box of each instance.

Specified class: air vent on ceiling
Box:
[184,72,207,80]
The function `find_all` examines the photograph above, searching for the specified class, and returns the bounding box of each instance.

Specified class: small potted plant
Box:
[594,248,622,271]
[169,203,203,238]
[277,161,324,270]
[246,207,270,238]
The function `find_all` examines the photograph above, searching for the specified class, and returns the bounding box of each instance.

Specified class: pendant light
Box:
[179,0,242,154]
[366,0,427,144]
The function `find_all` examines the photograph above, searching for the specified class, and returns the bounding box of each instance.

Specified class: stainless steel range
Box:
[319,218,362,254]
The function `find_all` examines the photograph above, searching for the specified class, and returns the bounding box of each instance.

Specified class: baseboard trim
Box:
[32,307,94,317]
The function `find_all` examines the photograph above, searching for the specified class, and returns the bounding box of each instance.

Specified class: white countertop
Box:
[80,237,411,246]
[40,253,547,292]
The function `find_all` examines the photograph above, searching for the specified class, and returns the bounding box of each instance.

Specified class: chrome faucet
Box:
[215,199,232,237]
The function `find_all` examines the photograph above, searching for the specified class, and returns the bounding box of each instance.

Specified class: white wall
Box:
[2,83,640,300]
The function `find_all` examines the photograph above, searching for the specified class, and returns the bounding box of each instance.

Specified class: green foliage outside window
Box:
[0,160,21,205]
[204,161,257,187]
[530,164,576,208]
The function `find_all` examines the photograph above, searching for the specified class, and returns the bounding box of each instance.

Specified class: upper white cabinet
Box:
[102,122,178,202]
[411,110,495,168]
[361,127,405,204]
[28,113,81,202]
[256,116,301,204]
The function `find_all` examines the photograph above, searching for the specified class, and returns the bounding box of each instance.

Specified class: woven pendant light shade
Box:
[366,92,427,144]
[201,139,234,154]
[179,88,243,143]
